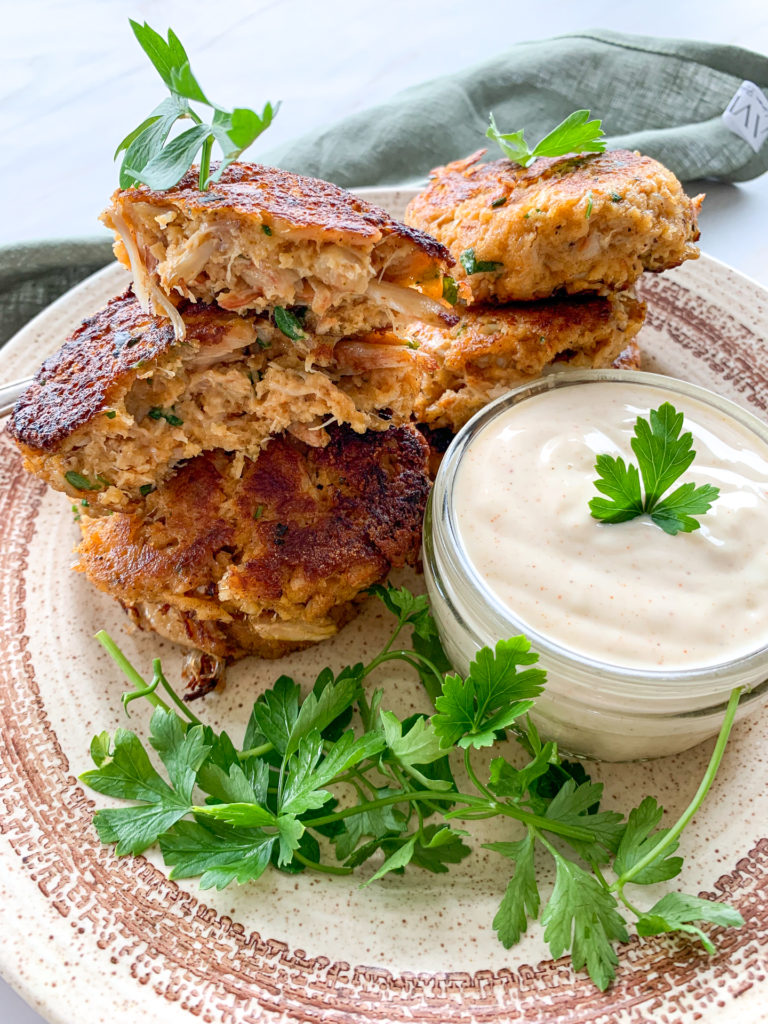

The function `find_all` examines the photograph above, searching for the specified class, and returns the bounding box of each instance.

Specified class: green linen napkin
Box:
[262,30,768,187]
[0,238,113,351]
[2,29,767,349]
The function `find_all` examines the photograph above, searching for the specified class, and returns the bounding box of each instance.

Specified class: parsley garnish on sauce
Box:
[486,109,606,168]
[590,402,719,535]
[82,584,743,991]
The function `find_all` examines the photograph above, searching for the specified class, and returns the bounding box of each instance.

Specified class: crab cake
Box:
[411,291,646,432]
[9,291,431,515]
[102,162,457,339]
[405,149,702,302]
[75,424,430,661]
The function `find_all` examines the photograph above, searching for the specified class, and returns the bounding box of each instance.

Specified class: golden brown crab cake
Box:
[405,149,702,302]
[9,291,431,515]
[411,291,646,432]
[102,162,457,339]
[75,424,430,662]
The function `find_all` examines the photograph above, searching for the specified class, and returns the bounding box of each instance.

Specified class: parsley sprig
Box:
[82,585,743,990]
[116,22,278,192]
[590,402,720,535]
[487,110,606,168]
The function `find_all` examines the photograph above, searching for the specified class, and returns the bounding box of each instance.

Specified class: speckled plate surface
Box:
[1,188,768,1024]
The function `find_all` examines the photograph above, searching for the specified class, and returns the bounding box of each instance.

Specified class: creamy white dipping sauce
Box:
[453,381,768,671]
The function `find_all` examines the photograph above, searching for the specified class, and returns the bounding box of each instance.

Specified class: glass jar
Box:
[423,369,768,761]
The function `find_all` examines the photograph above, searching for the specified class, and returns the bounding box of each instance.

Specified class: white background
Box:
[1,1,767,1021]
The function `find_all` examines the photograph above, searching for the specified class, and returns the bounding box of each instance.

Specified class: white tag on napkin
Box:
[722,81,768,153]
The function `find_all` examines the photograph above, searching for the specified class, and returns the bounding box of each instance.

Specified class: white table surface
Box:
[1,1,767,1021]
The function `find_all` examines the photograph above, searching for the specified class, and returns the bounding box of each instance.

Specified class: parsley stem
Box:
[238,742,274,760]
[534,828,560,862]
[450,803,595,840]
[616,887,644,918]
[292,851,353,876]
[198,134,213,191]
[364,649,444,706]
[443,810,503,820]
[304,790,478,827]
[304,790,595,842]
[464,748,495,801]
[378,620,405,657]
[611,685,743,891]
[334,767,378,796]
[152,660,203,726]
[592,863,611,891]
[95,630,172,715]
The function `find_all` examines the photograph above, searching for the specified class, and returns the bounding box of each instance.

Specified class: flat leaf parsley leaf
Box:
[590,402,719,535]
[636,892,744,953]
[542,853,629,991]
[487,109,606,168]
[613,796,683,884]
[80,708,209,854]
[487,833,540,945]
[433,636,545,748]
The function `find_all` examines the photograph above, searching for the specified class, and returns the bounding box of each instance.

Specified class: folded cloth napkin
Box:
[262,30,768,187]
[0,238,114,351]
[2,29,767,349]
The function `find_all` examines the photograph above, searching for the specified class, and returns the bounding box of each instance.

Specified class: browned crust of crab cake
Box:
[8,290,430,515]
[8,290,247,451]
[405,149,702,302]
[75,424,430,660]
[411,291,646,432]
[102,162,457,334]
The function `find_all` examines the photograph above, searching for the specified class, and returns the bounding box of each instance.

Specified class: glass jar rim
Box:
[432,367,768,686]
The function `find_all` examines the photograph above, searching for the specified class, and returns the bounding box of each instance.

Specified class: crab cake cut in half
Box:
[102,162,457,339]
[75,424,430,661]
[9,291,431,515]
[405,149,702,302]
[411,291,646,432]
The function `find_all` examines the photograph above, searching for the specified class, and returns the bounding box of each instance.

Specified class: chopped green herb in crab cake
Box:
[9,291,433,514]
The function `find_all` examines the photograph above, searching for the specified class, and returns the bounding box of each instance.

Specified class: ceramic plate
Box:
[2,189,768,1024]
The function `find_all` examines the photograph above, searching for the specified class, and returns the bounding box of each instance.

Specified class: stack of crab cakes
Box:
[9,164,458,681]
[405,148,703,433]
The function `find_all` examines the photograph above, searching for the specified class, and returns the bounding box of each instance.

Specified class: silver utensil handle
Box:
[0,377,32,417]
